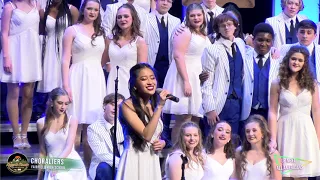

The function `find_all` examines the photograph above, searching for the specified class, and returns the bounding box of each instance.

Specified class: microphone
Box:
[156,88,180,103]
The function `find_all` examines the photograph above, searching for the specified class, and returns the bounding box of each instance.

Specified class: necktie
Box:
[231,43,237,59]
[161,16,166,28]
[257,55,264,69]
[110,126,120,157]
[290,19,295,36]
[207,11,214,35]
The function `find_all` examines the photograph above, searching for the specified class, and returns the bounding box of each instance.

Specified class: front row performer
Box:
[116,63,168,180]
[36,88,87,180]
[236,115,281,180]
[269,46,320,178]
[87,93,125,180]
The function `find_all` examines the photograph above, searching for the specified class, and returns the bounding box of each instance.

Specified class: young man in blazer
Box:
[102,0,148,36]
[280,20,320,97]
[200,0,224,35]
[244,23,281,120]
[145,0,180,88]
[266,0,307,49]
[87,93,125,180]
[201,12,250,136]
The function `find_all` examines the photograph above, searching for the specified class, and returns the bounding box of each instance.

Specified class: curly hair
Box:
[279,45,315,94]
[112,3,143,44]
[119,63,158,151]
[172,121,205,169]
[205,121,235,159]
[238,115,272,180]
[185,3,206,36]
[78,0,105,46]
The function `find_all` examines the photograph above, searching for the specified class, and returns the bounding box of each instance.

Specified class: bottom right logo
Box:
[273,154,312,175]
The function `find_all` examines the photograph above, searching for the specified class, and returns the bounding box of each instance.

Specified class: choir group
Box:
[1,0,320,179]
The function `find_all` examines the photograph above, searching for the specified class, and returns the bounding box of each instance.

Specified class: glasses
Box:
[219,22,235,29]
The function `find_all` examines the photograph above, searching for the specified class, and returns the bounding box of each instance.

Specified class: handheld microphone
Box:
[156,88,180,103]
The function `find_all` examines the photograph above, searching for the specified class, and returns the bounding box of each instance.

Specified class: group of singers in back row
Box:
[0,0,320,179]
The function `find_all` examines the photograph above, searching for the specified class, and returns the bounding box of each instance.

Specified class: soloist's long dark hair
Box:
[41,0,72,62]
[120,63,158,151]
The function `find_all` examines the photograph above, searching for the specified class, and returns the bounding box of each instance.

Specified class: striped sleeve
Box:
[201,45,217,113]
[87,125,120,168]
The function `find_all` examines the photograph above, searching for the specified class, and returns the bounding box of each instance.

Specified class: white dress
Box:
[37,15,64,92]
[201,156,234,180]
[277,89,320,177]
[163,32,209,117]
[106,37,138,98]
[67,26,106,124]
[243,159,269,180]
[41,117,87,180]
[116,116,163,180]
[164,150,204,180]
[0,1,41,83]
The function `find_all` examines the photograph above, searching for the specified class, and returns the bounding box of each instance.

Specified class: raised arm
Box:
[57,118,78,158]
[121,90,169,142]
[268,80,280,150]
[137,37,148,63]
[1,3,14,73]
[36,119,46,180]
[61,26,76,101]
[172,29,191,96]
[311,82,320,148]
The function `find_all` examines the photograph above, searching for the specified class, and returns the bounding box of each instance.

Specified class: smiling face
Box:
[283,0,300,18]
[288,52,305,73]
[135,68,157,96]
[83,1,100,22]
[212,122,231,146]
[253,32,273,56]
[116,7,133,30]
[245,122,263,145]
[52,95,70,116]
[188,9,204,30]
[183,126,200,150]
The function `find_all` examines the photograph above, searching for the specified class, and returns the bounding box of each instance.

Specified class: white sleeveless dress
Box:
[277,89,320,177]
[243,158,269,180]
[41,117,87,180]
[67,26,106,124]
[106,37,139,98]
[164,150,204,180]
[0,1,41,83]
[163,32,209,117]
[37,14,66,92]
[116,116,163,180]
[201,156,234,180]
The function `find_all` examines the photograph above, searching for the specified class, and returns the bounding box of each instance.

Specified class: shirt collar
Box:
[154,10,168,22]
[253,50,270,60]
[217,36,235,48]
[299,42,315,55]
[282,12,297,23]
